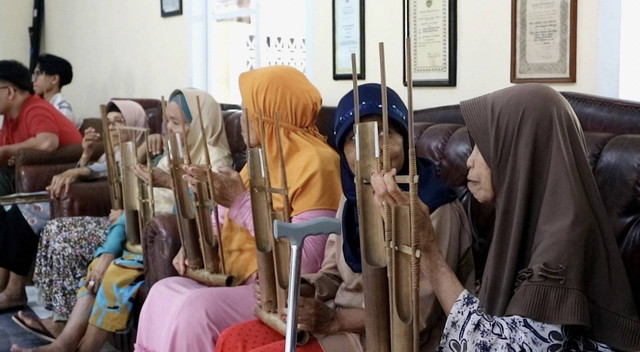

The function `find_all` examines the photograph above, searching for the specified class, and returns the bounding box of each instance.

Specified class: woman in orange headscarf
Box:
[134,66,342,352]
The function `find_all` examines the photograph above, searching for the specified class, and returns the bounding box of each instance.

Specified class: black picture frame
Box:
[332,0,365,80]
[161,0,183,18]
[403,0,457,86]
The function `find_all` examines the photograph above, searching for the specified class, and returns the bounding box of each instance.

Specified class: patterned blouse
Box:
[437,290,613,352]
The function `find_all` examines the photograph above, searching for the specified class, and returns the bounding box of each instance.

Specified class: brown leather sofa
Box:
[141,91,640,318]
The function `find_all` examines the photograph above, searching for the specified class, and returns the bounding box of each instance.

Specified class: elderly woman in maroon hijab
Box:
[372,84,640,351]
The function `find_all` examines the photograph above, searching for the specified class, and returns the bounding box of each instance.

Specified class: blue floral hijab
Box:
[334,83,457,273]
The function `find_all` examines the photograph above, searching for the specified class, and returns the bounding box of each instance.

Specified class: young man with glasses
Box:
[32,54,83,128]
[0,60,82,196]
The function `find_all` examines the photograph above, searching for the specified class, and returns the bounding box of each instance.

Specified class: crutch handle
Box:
[273,217,342,245]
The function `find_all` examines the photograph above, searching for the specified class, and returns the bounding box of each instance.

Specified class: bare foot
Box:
[42,317,66,338]
[0,291,27,311]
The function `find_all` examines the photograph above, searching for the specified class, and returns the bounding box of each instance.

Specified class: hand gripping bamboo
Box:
[350,52,391,352]
[273,218,342,352]
[100,104,123,210]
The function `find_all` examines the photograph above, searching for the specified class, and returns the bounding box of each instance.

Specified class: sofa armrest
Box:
[50,180,111,218]
[15,163,77,193]
[139,214,181,301]
[13,145,84,167]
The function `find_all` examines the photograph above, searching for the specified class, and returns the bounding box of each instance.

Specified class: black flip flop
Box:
[12,313,56,343]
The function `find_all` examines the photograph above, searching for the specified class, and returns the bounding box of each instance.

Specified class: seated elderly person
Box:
[372,84,640,351]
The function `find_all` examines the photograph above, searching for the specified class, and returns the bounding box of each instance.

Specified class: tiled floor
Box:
[0,286,118,352]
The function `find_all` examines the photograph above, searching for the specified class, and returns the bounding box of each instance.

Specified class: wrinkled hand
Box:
[108,209,123,223]
[82,127,100,158]
[182,165,245,208]
[46,168,84,199]
[172,246,188,276]
[370,168,409,217]
[84,253,115,294]
[147,134,164,156]
[285,296,338,334]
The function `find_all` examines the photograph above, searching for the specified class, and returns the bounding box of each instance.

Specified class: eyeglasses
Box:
[31,70,45,80]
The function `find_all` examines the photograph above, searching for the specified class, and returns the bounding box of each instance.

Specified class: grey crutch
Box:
[273,217,342,352]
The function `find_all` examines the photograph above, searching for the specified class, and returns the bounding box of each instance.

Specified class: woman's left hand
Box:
[285,296,339,334]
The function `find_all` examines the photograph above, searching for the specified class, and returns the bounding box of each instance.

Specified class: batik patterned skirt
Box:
[437,290,613,352]
[33,216,110,318]
[78,250,144,333]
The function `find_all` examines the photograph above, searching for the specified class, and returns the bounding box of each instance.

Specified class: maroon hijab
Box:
[461,84,640,350]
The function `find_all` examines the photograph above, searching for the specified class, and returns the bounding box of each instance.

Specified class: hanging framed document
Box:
[511,0,577,83]
[333,0,365,80]
[404,0,457,86]
[161,0,182,17]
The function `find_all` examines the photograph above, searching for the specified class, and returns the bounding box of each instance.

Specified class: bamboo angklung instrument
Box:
[100,104,123,210]
[115,124,156,253]
[387,38,421,351]
[248,110,309,344]
[350,52,391,352]
[170,97,235,287]
[164,96,204,271]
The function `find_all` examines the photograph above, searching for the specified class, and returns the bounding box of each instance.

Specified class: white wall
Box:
[619,0,640,101]
[0,1,628,115]
[1,0,192,119]
[308,1,609,109]
[0,1,33,64]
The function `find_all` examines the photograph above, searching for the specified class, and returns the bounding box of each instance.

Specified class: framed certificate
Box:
[404,0,457,86]
[161,0,182,17]
[511,0,577,83]
[333,0,365,80]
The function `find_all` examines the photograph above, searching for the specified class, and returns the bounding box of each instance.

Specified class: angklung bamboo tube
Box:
[116,125,156,253]
[248,109,309,344]
[164,95,204,269]
[100,104,123,210]
[168,96,235,287]
[350,52,391,352]
[388,38,422,352]
[166,131,202,269]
